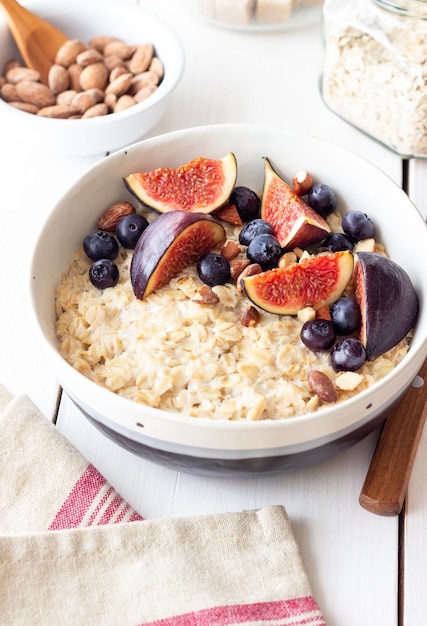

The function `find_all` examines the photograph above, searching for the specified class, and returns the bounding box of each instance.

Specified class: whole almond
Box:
[1,82,20,102]
[103,54,126,72]
[105,72,133,97]
[103,40,134,60]
[84,88,105,103]
[9,101,39,114]
[48,64,70,95]
[16,81,55,107]
[55,39,87,67]
[149,57,164,79]
[127,43,153,75]
[79,62,108,91]
[37,104,78,118]
[89,36,121,52]
[104,92,117,111]
[134,84,157,104]
[110,66,131,82]
[71,91,97,113]
[114,94,135,112]
[56,89,78,106]
[68,63,83,92]
[97,201,136,231]
[6,66,40,84]
[76,48,103,67]
[82,102,109,119]
[308,370,337,403]
[128,70,159,95]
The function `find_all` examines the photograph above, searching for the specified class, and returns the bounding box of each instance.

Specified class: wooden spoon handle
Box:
[359,358,427,516]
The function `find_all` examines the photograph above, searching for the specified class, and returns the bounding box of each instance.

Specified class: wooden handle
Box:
[359,358,427,516]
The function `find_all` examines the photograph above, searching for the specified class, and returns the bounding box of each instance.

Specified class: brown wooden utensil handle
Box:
[359,357,427,516]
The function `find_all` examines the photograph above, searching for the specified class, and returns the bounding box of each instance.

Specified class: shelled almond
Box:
[0,36,164,119]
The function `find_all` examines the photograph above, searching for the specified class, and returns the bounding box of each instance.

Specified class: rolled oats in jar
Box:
[321,0,427,157]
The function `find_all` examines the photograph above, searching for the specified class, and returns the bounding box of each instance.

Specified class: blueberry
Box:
[307,183,337,217]
[83,231,118,261]
[239,219,274,246]
[322,233,354,252]
[89,259,119,289]
[229,186,260,222]
[330,297,361,335]
[300,319,336,352]
[330,337,367,372]
[246,233,282,269]
[116,214,149,249]
[196,252,231,287]
[342,210,375,243]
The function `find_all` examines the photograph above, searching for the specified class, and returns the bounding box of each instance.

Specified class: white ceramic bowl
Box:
[30,124,427,476]
[0,0,184,155]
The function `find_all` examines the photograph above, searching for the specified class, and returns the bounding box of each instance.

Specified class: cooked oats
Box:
[55,214,410,421]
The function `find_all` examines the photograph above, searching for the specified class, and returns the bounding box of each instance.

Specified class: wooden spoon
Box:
[0,0,69,84]
[360,357,427,516]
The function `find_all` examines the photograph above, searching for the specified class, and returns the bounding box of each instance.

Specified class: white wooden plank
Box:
[402,156,427,625]
[404,421,427,626]
[407,158,427,220]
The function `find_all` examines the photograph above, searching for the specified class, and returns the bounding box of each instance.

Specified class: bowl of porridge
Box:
[30,124,427,476]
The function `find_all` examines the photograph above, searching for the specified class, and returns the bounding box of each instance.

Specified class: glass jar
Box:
[192,0,323,32]
[321,0,427,157]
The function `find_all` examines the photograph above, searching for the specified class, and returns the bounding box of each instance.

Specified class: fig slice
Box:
[130,210,226,299]
[353,251,419,359]
[241,250,354,315]
[124,153,237,214]
[260,157,331,249]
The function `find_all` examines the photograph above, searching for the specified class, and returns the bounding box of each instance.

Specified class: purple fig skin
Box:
[355,251,419,360]
[130,210,225,299]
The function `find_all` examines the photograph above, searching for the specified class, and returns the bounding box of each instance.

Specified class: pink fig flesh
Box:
[261,157,330,249]
[124,153,237,214]
[353,251,419,359]
[130,210,226,299]
[241,250,354,315]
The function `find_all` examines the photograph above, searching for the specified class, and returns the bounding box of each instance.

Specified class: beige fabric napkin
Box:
[0,385,326,626]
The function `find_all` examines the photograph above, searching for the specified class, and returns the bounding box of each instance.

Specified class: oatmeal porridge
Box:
[55,211,411,422]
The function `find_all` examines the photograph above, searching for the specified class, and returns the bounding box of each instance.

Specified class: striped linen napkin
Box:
[0,385,326,626]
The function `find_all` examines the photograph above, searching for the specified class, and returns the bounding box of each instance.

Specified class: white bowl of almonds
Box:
[30,124,427,476]
[0,0,184,155]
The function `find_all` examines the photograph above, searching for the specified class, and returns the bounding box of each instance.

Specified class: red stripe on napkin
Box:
[137,597,325,626]
[48,464,143,530]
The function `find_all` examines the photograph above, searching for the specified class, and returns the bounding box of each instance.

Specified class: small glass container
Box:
[193,0,323,32]
[321,0,427,157]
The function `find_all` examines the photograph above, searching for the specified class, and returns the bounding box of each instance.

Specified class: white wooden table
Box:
[1,1,426,624]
